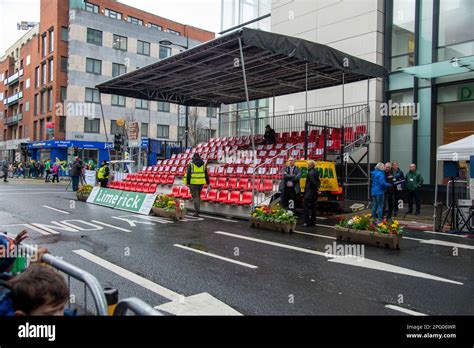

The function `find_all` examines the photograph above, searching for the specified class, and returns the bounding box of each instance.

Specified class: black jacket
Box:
[186,157,209,186]
[278,165,301,193]
[70,161,83,177]
[264,129,276,144]
[304,167,321,199]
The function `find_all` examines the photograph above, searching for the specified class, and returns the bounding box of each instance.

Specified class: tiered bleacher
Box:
[108,125,367,207]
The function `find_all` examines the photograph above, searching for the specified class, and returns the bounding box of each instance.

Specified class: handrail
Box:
[113,297,164,316]
[18,244,109,316]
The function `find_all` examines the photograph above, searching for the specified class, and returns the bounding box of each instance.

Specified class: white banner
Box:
[84,170,96,186]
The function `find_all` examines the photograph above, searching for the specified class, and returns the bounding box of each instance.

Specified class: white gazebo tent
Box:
[434,135,474,230]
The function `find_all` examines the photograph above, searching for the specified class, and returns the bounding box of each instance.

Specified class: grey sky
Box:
[0,0,221,55]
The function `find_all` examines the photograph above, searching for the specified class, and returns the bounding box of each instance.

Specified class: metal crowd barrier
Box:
[113,297,164,316]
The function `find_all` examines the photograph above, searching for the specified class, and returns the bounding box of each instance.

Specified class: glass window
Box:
[87,28,102,45]
[157,124,169,138]
[61,27,68,41]
[159,46,171,59]
[178,126,186,138]
[389,91,414,172]
[39,119,44,140]
[438,0,474,61]
[35,67,39,88]
[135,99,148,110]
[41,91,46,114]
[47,89,52,112]
[60,86,67,102]
[61,56,68,72]
[59,116,66,132]
[167,29,181,36]
[84,118,100,133]
[112,63,126,77]
[111,95,125,107]
[127,16,143,26]
[141,123,148,137]
[41,63,47,85]
[49,59,54,82]
[157,101,170,112]
[25,101,29,112]
[137,40,150,56]
[105,9,122,20]
[49,29,54,53]
[34,94,39,115]
[110,120,124,135]
[42,34,47,57]
[85,2,99,13]
[113,34,127,51]
[86,58,102,74]
[148,23,162,31]
[85,88,100,103]
[207,107,217,118]
[390,0,415,70]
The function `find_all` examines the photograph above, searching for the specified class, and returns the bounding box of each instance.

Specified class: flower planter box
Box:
[152,207,185,221]
[250,217,296,233]
[76,193,89,202]
[334,225,401,250]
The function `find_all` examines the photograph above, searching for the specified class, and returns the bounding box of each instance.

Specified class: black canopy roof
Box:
[96,28,388,108]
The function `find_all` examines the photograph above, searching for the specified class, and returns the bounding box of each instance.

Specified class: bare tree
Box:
[187,107,206,147]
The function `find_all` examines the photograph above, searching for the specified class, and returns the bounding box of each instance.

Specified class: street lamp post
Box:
[159,35,190,148]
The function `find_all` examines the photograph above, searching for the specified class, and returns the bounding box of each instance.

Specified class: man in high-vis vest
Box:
[97,160,110,188]
[186,153,209,217]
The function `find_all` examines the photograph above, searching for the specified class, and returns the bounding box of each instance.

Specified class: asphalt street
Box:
[0,179,473,316]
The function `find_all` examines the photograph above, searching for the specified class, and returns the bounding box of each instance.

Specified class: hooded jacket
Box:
[371,169,391,196]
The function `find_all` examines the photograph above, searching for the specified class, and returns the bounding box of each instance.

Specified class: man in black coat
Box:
[263,125,276,145]
[279,157,301,211]
[70,157,83,192]
[303,160,320,227]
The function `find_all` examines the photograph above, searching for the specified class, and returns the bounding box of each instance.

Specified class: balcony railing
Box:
[4,69,24,86]
[3,91,23,106]
[5,113,22,125]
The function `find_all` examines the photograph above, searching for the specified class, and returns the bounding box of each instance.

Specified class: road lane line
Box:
[195,214,239,223]
[385,305,427,316]
[421,230,467,238]
[419,239,474,250]
[174,244,258,269]
[215,231,463,285]
[293,230,336,240]
[2,223,51,235]
[91,220,132,233]
[73,249,181,301]
[42,205,70,215]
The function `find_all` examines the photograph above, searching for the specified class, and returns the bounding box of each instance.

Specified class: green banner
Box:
[87,187,156,215]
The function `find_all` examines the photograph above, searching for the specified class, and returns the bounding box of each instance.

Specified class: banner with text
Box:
[87,187,156,215]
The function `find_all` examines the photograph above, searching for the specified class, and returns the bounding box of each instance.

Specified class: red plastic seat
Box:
[226,178,238,189]
[147,173,155,183]
[166,176,175,185]
[170,186,181,198]
[130,182,138,191]
[224,191,241,204]
[136,183,144,192]
[261,179,273,192]
[215,177,227,189]
[160,175,168,185]
[215,190,229,203]
[209,177,217,187]
[180,186,192,199]
[153,174,161,183]
[237,191,253,205]
[202,189,217,202]
[119,182,126,190]
[148,183,158,193]
[200,188,208,200]
[143,183,151,193]
[237,178,249,190]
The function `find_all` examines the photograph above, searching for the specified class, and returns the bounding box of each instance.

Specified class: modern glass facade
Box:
[221,0,271,32]
[386,0,474,185]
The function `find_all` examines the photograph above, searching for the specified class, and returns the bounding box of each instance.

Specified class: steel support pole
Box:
[185,106,189,149]
[238,36,256,207]
[367,78,371,202]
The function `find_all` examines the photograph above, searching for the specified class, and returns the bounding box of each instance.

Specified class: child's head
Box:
[8,265,69,316]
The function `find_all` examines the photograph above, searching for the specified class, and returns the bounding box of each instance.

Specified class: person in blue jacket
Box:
[371,162,392,220]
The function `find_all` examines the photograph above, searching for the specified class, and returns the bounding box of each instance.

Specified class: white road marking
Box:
[316,223,334,229]
[196,214,239,223]
[0,188,65,192]
[174,244,258,269]
[91,220,132,233]
[42,205,70,215]
[215,231,464,285]
[73,249,181,301]
[316,216,328,220]
[422,230,467,238]
[419,239,474,250]
[0,191,68,195]
[293,230,336,240]
[2,223,51,235]
[385,304,427,316]
[112,215,173,227]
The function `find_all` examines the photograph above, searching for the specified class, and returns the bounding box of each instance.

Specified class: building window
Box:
[127,16,143,26]
[87,28,102,46]
[85,88,100,103]
[47,89,52,112]
[61,26,68,41]
[148,23,162,31]
[390,0,415,70]
[84,118,100,133]
[137,40,150,56]
[40,92,46,114]
[438,0,474,61]
[59,116,66,132]
[85,1,99,14]
[24,101,29,112]
[113,34,128,51]
[49,29,54,53]
[35,67,39,88]
[48,59,54,82]
[33,121,37,141]
[61,56,68,72]
[25,78,30,89]
[34,94,39,116]
[141,122,148,137]
[41,63,47,85]
[167,29,181,36]
[112,63,126,77]
[178,126,185,138]
[157,101,170,112]
[135,99,148,110]
[105,9,122,20]
[111,95,126,107]
[157,125,169,138]
[110,120,124,135]
[207,107,217,118]
[159,46,171,59]
[42,34,47,57]
[39,119,44,140]
[60,86,67,102]
[86,58,102,74]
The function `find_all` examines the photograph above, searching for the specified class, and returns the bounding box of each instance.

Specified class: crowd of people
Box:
[0,159,63,182]
[371,161,424,220]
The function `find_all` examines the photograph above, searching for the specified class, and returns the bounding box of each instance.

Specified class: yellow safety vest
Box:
[98,166,108,179]
[189,163,206,185]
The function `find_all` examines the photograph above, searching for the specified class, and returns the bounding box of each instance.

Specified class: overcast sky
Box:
[0,0,222,55]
